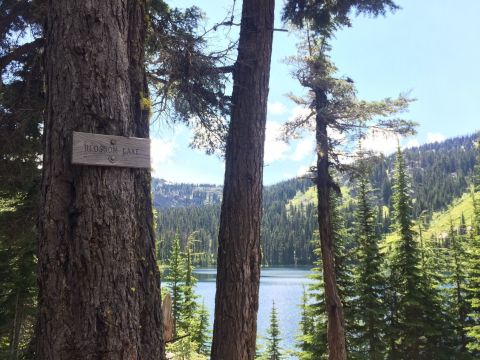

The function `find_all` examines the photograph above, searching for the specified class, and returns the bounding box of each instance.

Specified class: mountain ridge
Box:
[154,132,479,266]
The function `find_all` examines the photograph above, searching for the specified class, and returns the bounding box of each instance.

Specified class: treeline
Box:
[152,179,223,208]
[371,134,478,218]
[156,177,316,266]
[295,145,480,359]
[155,133,479,266]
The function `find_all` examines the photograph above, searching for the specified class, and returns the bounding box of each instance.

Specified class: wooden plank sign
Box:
[72,131,150,168]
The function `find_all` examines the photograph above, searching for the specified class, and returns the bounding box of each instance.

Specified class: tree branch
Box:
[0,38,44,71]
[165,333,190,344]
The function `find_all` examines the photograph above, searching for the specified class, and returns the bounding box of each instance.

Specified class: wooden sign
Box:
[72,131,150,168]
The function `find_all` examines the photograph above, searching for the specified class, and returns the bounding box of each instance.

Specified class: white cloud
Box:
[427,132,446,144]
[297,164,311,177]
[288,106,313,126]
[264,121,290,163]
[405,139,420,148]
[361,129,399,155]
[151,137,176,176]
[291,136,315,161]
[268,101,287,116]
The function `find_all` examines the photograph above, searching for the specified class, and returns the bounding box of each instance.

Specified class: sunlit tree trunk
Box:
[35,1,165,358]
[211,0,275,359]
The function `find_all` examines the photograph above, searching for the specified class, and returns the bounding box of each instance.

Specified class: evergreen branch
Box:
[0,38,44,72]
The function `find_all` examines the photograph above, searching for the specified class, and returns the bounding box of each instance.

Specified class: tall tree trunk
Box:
[314,91,347,360]
[9,290,23,360]
[35,1,165,359]
[211,0,274,359]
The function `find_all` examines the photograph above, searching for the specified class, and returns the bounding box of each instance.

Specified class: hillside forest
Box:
[1,0,480,359]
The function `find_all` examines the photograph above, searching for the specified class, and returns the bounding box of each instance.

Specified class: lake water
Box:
[193,267,313,357]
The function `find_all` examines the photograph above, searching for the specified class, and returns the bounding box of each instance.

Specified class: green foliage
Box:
[350,171,387,359]
[385,147,447,359]
[156,178,315,266]
[296,233,328,360]
[282,0,399,38]
[442,220,470,356]
[191,302,210,356]
[165,234,185,337]
[0,2,43,353]
[466,140,480,354]
[146,0,231,154]
[164,234,211,359]
[260,301,283,360]
[296,191,352,359]
[0,195,37,358]
[155,135,479,269]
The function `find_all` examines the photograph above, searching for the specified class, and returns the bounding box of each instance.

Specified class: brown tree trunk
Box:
[211,0,274,359]
[315,91,347,360]
[35,1,165,359]
[9,290,23,360]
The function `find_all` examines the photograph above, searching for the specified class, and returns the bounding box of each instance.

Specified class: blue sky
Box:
[150,0,480,185]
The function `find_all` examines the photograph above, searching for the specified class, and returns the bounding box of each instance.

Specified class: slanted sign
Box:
[72,131,150,168]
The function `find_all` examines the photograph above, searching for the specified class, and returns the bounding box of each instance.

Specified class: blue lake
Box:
[193,267,313,357]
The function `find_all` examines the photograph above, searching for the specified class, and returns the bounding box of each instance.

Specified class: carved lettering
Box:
[72,132,150,168]
[84,144,118,153]
[122,147,140,155]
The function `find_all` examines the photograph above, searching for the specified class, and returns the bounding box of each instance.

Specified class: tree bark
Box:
[211,1,274,359]
[35,1,165,359]
[9,290,23,360]
[315,90,347,360]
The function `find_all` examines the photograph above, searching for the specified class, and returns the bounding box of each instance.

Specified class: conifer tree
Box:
[262,301,283,360]
[466,140,480,353]
[351,171,386,359]
[165,234,211,359]
[181,234,198,327]
[192,302,211,356]
[297,287,315,359]
[166,234,185,337]
[387,146,445,358]
[445,220,469,353]
[281,2,414,355]
[330,192,356,353]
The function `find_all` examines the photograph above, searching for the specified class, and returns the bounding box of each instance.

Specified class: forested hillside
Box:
[152,179,223,208]
[371,133,478,217]
[156,178,315,265]
[155,133,479,266]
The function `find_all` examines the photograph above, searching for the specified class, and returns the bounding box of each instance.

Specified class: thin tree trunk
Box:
[314,91,347,360]
[211,0,274,359]
[35,1,164,359]
[9,290,23,360]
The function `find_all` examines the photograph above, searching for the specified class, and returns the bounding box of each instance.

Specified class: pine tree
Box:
[166,234,185,337]
[181,233,198,328]
[444,220,469,354]
[192,302,211,356]
[330,192,356,354]
[351,172,386,359]
[387,146,445,358]
[466,140,480,353]
[281,2,415,355]
[297,287,315,359]
[264,301,283,360]
[297,233,328,360]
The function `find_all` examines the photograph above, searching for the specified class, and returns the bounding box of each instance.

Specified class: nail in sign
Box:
[72,132,150,168]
